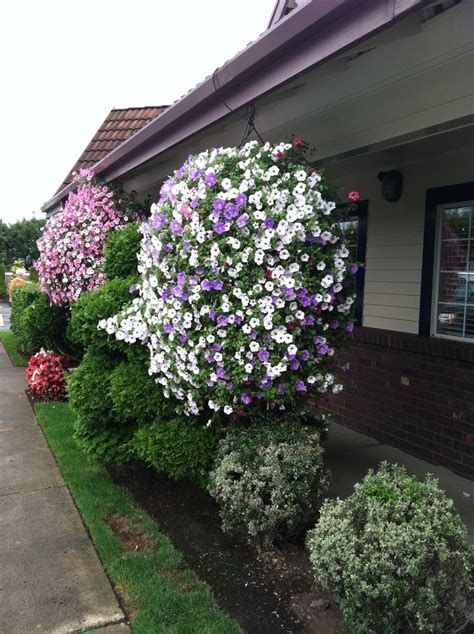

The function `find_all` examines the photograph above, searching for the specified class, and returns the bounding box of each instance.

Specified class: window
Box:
[420,182,474,341]
[433,203,474,340]
[339,200,367,325]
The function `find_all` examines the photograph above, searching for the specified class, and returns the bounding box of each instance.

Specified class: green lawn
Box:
[0,330,28,367]
[35,402,242,634]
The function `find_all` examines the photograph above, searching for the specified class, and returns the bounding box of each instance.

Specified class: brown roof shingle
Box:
[55,106,167,194]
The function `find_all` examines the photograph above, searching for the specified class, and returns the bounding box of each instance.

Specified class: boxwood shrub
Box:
[104,221,141,280]
[133,413,219,484]
[208,420,329,548]
[306,462,472,633]
[68,276,138,351]
[67,349,134,464]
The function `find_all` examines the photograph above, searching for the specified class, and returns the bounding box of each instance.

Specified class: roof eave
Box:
[41,0,427,215]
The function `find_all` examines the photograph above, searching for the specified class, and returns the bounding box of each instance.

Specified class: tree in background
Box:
[0,218,45,266]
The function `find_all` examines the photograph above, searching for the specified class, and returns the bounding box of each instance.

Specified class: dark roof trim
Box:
[42,0,426,214]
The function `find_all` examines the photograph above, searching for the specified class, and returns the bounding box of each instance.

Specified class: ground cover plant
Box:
[35,401,241,634]
[307,462,473,633]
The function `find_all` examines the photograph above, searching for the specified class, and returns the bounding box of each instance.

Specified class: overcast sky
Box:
[0,0,275,224]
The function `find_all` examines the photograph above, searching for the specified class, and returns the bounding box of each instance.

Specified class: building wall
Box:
[323,133,474,477]
[326,138,474,334]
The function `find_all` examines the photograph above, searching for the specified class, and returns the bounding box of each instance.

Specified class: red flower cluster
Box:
[25,349,69,401]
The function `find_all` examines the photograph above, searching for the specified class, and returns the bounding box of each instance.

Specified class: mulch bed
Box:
[108,462,346,633]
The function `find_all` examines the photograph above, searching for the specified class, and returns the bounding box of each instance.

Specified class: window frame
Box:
[339,199,368,326]
[420,182,474,339]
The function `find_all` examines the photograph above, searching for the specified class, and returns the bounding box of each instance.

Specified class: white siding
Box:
[326,139,474,334]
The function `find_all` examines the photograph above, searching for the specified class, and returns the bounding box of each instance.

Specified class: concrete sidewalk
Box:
[0,343,128,633]
[325,422,474,544]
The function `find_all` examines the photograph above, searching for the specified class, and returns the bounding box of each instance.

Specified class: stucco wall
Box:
[326,134,474,335]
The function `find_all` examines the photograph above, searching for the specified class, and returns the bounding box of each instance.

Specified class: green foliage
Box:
[68,276,137,351]
[0,218,44,266]
[10,283,40,352]
[10,258,25,273]
[306,462,472,633]
[10,283,72,356]
[208,421,329,547]
[67,350,134,464]
[133,414,219,483]
[104,222,141,280]
[28,266,38,283]
[21,292,73,356]
[0,264,6,298]
[109,347,163,425]
[35,402,242,633]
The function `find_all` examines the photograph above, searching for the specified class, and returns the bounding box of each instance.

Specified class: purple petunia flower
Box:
[226,382,234,390]
[345,322,354,333]
[224,203,239,221]
[204,172,217,187]
[290,360,300,370]
[295,380,306,393]
[264,217,275,229]
[164,243,173,253]
[163,323,173,334]
[235,193,247,206]
[212,279,224,291]
[212,343,222,351]
[317,343,329,355]
[217,315,229,327]
[190,198,199,209]
[278,384,286,394]
[241,394,251,404]
[216,366,226,379]
[258,349,270,363]
[349,263,358,274]
[128,284,136,293]
[177,271,186,286]
[330,320,339,329]
[183,240,191,250]
[201,279,212,291]
[213,221,227,234]
[213,198,225,212]
[236,213,249,228]
[169,220,183,235]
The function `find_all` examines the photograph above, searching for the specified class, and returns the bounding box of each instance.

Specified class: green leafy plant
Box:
[208,420,329,548]
[104,221,142,280]
[306,462,472,633]
[68,276,137,351]
[67,350,134,464]
[133,413,219,483]
[10,283,40,352]
[21,292,75,357]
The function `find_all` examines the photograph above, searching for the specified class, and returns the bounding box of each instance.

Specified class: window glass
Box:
[435,205,474,340]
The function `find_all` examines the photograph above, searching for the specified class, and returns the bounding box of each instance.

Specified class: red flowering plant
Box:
[25,349,69,401]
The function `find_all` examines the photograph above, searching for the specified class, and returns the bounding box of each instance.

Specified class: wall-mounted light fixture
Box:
[377,170,403,202]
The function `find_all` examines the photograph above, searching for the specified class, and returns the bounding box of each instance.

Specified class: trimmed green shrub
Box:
[11,284,73,356]
[208,421,329,547]
[21,292,73,356]
[68,276,137,351]
[0,264,6,299]
[10,283,40,352]
[104,222,141,281]
[67,350,134,463]
[306,462,472,634]
[133,414,219,483]
[109,347,163,425]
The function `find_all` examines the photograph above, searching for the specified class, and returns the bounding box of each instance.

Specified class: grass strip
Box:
[0,330,28,367]
[35,402,242,634]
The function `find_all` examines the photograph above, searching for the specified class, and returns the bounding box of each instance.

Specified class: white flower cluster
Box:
[99,141,355,418]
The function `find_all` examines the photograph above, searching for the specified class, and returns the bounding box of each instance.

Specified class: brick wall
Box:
[322,327,474,479]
